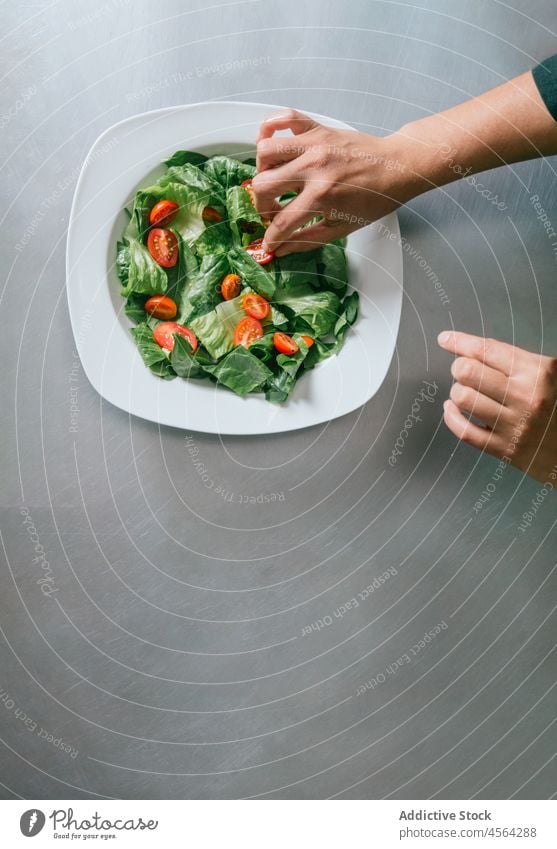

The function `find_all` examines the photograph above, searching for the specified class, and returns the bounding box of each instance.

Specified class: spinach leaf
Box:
[164,150,209,168]
[193,220,233,257]
[275,249,320,290]
[130,323,176,380]
[185,254,229,320]
[204,346,273,396]
[247,333,278,363]
[274,289,340,337]
[331,291,359,350]
[159,163,224,204]
[204,155,256,190]
[170,334,210,379]
[318,242,348,294]
[124,292,146,324]
[227,246,275,299]
[265,335,310,403]
[123,190,158,241]
[148,360,177,380]
[116,240,131,285]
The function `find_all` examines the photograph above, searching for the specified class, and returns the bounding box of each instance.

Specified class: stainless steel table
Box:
[1,0,556,800]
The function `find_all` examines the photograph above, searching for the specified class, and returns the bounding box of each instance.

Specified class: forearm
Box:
[391,70,557,197]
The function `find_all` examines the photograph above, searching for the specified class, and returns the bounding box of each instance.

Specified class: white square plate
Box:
[66,102,402,435]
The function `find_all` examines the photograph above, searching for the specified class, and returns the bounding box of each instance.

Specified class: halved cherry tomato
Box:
[147,228,179,268]
[202,206,222,224]
[149,199,179,227]
[245,237,274,265]
[241,179,271,226]
[144,295,177,320]
[234,317,264,348]
[241,178,255,204]
[153,322,197,353]
[221,273,241,301]
[243,292,270,320]
[301,335,314,348]
[274,332,299,356]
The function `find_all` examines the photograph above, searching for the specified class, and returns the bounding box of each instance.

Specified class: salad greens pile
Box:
[116,150,359,402]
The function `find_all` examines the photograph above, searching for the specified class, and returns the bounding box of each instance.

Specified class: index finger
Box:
[257,108,320,142]
[437,331,524,376]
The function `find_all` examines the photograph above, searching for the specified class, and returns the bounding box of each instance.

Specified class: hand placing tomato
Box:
[202,206,222,224]
[274,332,299,355]
[243,292,270,320]
[153,322,197,353]
[144,295,177,320]
[245,237,274,265]
[149,199,179,227]
[221,273,241,300]
[234,317,264,348]
[147,228,179,268]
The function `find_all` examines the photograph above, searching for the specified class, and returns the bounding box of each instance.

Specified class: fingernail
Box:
[443,399,450,410]
[438,331,451,345]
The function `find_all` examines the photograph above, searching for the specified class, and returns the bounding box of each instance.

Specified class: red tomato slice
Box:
[301,335,314,348]
[241,179,255,204]
[245,238,274,265]
[202,206,222,224]
[221,274,241,301]
[144,295,177,320]
[147,228,179,268]
[274,332,299,356]
[243,292,270,320]
[234,317,264,348]
[241,179,270,226]
[153,322,197,353]
[149,199,179,227]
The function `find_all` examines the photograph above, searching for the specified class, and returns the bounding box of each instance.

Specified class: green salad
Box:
[116,150,359,402]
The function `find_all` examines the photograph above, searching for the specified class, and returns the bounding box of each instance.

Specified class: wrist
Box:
[388,118,460,198]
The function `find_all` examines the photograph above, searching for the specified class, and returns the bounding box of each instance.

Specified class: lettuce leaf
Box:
[226,185,264,242]
[189,305,236,360]
[121,239,168,297]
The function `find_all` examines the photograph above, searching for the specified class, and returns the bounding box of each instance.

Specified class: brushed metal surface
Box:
[1,0,555,800]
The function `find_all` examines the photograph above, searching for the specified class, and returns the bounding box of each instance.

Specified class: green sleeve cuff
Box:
[532,54,557,121]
